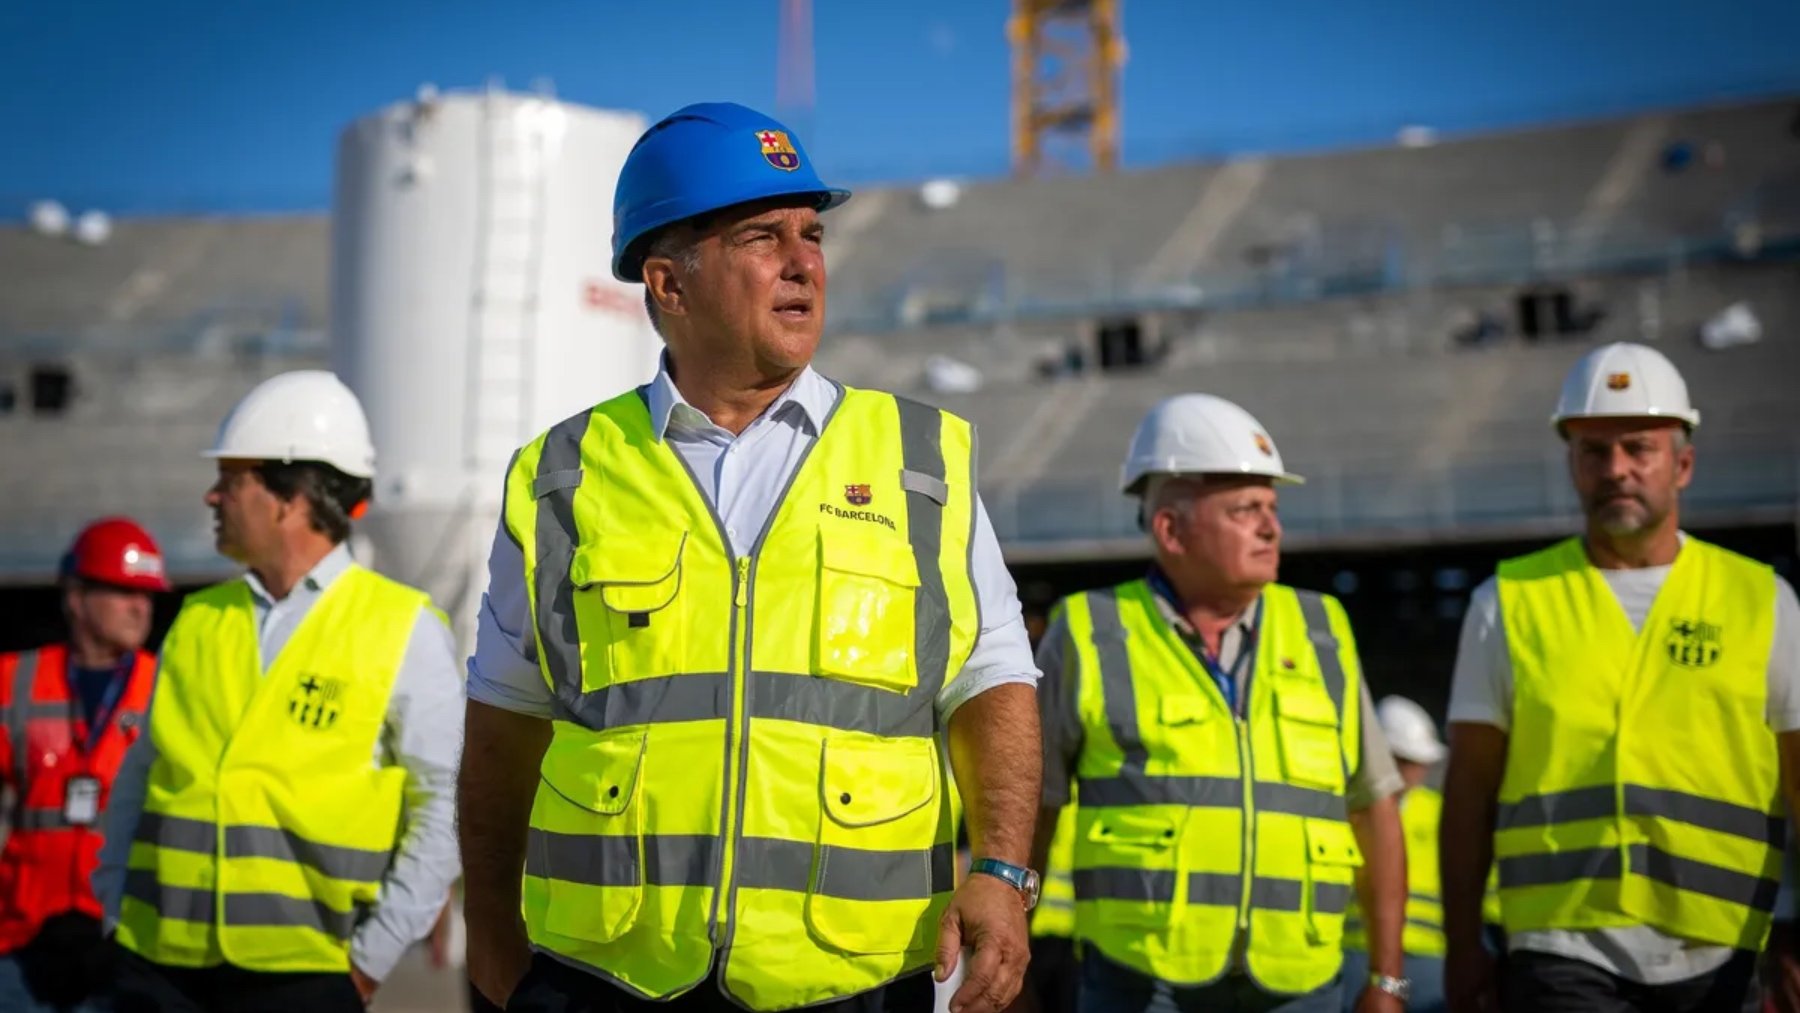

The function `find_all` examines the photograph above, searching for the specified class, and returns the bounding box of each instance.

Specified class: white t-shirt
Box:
[1447,541,1800,984]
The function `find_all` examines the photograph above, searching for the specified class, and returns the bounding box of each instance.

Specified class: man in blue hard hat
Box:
[460,102,1045,1013]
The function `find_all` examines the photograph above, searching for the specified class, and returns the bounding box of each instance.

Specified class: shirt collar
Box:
[643,354,835,441]
[243,543,354,605]
[1146,565,1259,640]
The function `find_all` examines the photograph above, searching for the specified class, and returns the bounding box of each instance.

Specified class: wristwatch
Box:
[968,858,1041,911]
[1368,973,1411,1001]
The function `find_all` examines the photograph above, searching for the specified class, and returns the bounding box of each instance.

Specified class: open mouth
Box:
[774,297,813,321]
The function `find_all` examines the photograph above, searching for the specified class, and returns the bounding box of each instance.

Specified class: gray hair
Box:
[1142,474,1206,523]
[641,226,705,335]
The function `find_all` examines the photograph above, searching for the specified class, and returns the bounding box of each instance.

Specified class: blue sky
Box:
[3,0,1798,213]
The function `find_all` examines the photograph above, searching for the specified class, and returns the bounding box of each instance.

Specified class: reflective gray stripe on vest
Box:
[1077,774,1344,821]
[123,869,359,939]
[526,829,717,888]
[1500,785,1786,848]
[751,671,935,739]
[1254,782,1349,821]
[1086,590,1147,770]
[1078,774,1243,809]
[1292,591,1346,724]
[134,813,390,883]
[9,650,38,794]
[530,669,940,739]
[1499,844,1780,912]
[896,396,952,697]
[736,837,955,902]
[1072,868,1344,914]
[530,411,593,717]
[525,831,953,903]
[15,808,72,831]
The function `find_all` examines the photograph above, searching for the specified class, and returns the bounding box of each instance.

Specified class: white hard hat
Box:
[1376,695,1446,765]
[204,370,377,479]
[1551,342,1700,435]
[1121,394,1303,495]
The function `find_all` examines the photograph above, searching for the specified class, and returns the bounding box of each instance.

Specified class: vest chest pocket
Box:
[816,530,920,694]
[1274,686,1346,792]
[571,535,687,690]
[535,730,648,945]
[807,737,941,954]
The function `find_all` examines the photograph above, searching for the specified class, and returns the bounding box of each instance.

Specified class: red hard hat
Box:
[62,517,171,592]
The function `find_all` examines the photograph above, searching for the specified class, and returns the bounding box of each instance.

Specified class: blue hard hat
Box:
[611,102,851,282]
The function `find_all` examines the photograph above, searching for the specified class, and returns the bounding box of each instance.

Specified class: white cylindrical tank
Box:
[331,88,660,656]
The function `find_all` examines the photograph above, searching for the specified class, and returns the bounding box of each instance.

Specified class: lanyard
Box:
[1196,597,1262,714]
[69,657,132,753]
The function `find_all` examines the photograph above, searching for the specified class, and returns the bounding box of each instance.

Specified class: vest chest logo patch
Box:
[288,673,345,730]
[845,483,873,506]
[1666,619,1722,668]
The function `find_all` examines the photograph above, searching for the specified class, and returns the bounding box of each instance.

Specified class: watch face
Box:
[1021,869,1042,910]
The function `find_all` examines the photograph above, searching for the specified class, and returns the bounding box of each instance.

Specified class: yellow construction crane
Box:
[1009,0,1123,177]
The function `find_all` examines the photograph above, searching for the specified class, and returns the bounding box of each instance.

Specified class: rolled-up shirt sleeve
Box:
[467,518,555,719]
[935,495,1041,720]
[1035,613,1083,807]
[350,610,466,982]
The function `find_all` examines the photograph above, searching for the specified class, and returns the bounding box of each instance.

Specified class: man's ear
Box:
[642,257,686,323]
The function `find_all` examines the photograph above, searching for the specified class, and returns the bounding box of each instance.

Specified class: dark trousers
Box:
[1501,948,1760,1013]
[112,947,362,1013]
[1029,936,1079,1013]
[1076,949,1341,1013]
[505,953,935,1012]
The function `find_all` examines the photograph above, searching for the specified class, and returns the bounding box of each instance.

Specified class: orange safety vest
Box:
[0,645,156,951]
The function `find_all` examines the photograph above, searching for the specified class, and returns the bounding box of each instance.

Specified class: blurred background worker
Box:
[1341,696,1451,1013]
[0,519,167,1013]
[1026,805,1079,1013]
[1441,342,1800,1013]
[1033,394,1410,1013]
[92,370,464,1012]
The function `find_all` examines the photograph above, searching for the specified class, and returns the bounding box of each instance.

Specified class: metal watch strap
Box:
[1369,973,1411,1001]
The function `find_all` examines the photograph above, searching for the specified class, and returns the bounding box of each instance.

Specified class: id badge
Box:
[64,776,102,827]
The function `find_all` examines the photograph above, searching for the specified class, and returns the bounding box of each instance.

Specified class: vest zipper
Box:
[711,555,753,946]
[1235,713,1255,941]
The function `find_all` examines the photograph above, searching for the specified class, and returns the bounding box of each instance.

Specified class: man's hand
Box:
[1445,944,1500,1013]
[934,873,1030,1013]
[1766,921,1800,1013]
[427,900,455,969]
[466,913,532,1007]
[350,964,378,1004]
[1352,985,1405,1013]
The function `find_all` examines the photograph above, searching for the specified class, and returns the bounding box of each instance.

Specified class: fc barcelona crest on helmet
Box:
[757,130,800,171]
[1665,619,1721,668]
[1607,372,1632,391]
[845,484,873,506]
[289,672,345,730]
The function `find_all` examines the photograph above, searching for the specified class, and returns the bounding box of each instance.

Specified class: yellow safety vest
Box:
[507,385,980,1011]
[1032,804,1078,939]
[117,565,426,971]
[1061,580,1364,994]
[1494,536,1781,949]
[1344,786,1445,958]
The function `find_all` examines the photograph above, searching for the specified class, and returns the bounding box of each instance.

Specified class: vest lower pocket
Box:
[570,535,688,692]
[816,530,920,694]
[1302,817,1362,945]
[534,731,648,944]
[1077,810,1188,928]
[806,736,941,954]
